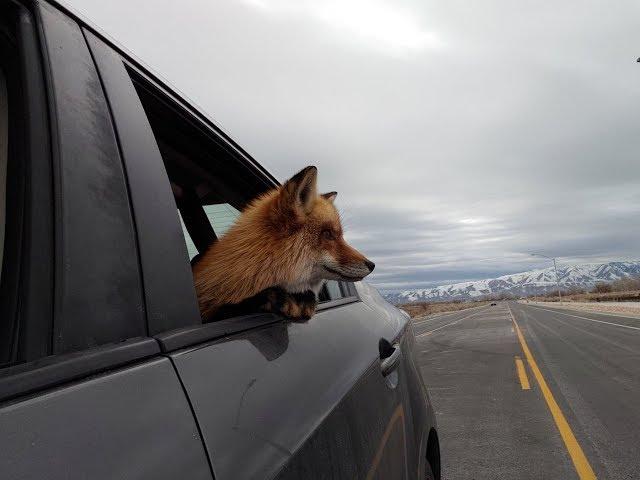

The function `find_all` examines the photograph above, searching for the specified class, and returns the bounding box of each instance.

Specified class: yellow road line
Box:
[508,305,596,480]
[514,356,530,390]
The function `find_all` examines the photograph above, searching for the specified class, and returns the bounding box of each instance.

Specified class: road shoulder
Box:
[519,300,640,319]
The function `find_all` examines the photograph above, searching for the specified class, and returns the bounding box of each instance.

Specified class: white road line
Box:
[413,305,490,326]
[416,310,482,337]
[529,305,640,331]
[413,310,463,325]
[522,302,640,320]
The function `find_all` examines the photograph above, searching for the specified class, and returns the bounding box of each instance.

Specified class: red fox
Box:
[193,166,375,321]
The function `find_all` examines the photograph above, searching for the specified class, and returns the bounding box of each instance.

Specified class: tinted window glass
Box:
[204,203,240,237]
[0,15,24,367]
[326,280,343,299]
[180,203,240,260]
[0,5,53,366]
[318,280,357,303]
[0,66,6,285]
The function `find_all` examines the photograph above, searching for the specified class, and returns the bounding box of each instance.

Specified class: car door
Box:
[166,294,375,480]
[0,4,212,478]
[275,286,416,480]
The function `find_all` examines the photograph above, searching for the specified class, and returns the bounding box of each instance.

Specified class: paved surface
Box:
[416,301,640,479]
[524,300,640,318]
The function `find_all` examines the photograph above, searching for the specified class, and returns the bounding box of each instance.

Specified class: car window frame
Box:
[317,281,360,310]
[87,32,274,329]
[85,30,204,335]
[83,21,360,352]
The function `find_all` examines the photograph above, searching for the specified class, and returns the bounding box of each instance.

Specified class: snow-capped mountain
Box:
[382,261,640,304]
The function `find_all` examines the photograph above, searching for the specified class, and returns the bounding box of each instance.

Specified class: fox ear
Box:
[283,166,318,215]
[321,191,337,203]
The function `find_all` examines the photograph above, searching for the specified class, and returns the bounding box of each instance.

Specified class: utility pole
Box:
[551,257,562,303]
[531,253,562,303]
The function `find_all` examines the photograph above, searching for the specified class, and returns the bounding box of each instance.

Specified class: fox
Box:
[192,165,375,321]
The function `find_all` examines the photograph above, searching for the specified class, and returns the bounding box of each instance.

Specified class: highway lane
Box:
[511,302,640,479]
[416,301,640,479]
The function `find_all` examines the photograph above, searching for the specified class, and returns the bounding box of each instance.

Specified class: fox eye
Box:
[321,229,335,241]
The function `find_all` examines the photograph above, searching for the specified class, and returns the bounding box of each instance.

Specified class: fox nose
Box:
[364,260,375,272]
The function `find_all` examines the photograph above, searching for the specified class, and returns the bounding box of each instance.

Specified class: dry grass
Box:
[534,290,640,303]
[398,300,489,318]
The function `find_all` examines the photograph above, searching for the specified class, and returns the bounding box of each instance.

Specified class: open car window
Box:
[129,69,272,264]
[130,70,357,316]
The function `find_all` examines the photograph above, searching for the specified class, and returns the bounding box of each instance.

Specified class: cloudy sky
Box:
[70,0,640,291]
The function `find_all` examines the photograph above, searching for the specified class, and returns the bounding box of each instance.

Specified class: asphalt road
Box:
[416,301,640,479]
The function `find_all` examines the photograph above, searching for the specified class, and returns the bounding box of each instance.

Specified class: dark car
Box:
[0,1,440,479]
[491,303,497,306]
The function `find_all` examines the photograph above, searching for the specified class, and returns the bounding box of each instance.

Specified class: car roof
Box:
[41,0,279,188]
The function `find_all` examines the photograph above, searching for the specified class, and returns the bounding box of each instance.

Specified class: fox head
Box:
[192,165,375,317]
[258,165,375,293]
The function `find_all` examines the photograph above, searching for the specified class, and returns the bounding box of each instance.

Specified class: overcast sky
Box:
[69,0,640,291]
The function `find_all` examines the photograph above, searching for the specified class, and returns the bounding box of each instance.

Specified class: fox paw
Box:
[282,292,317,320]
[261,288,317,320]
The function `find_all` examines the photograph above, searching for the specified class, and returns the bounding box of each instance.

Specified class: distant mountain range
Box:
[382,261,640,304]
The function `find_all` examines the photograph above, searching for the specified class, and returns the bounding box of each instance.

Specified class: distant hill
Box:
[382,261,640,304]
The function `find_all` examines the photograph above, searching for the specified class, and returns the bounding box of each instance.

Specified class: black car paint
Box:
[0,1,439,479]
[170,295,411,479]
[1,359,212,480]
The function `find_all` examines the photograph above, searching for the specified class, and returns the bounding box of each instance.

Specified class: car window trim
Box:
[316,295,360,311]
[22,0,55,361]
[156,282,361,353]
[317,281,360,304]
[84,30,202,334]
[154,293,360,355]
[123,65,277,190]
[0,337,160,403]
[0,3,54,365]
[157,285,361,354]
[122,63,277,193]
[155,313,282,353]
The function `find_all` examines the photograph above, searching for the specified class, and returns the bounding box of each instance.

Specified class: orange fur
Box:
[192,166,373,320]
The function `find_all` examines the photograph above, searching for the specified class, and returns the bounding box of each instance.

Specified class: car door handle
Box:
[380,342,402,377]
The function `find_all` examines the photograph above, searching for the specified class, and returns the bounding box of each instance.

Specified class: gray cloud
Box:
[69,0,640,291]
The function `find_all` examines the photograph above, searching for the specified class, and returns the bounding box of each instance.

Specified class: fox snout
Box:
[321,240,375,282]
[346,244,375,275]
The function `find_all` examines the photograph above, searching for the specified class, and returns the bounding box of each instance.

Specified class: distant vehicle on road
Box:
[491,302,498,306]
[0,2,440,479]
